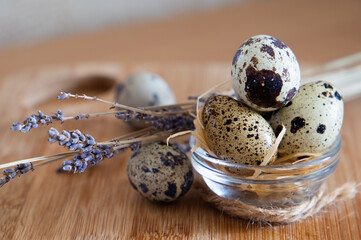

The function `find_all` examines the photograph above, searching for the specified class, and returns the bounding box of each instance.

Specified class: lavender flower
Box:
[57,92,69,100]
[115,110,195,131]
[187,95,199,100]
[74,114,89,120]
[47,127,120,173]
[130,142,141,151]
[61,145,120,173]
[48,128,96,152]
[0,163,33,187]
[53,110,64,122]
[11,110,64,133]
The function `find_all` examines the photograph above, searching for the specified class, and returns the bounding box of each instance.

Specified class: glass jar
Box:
[190,135,340,208]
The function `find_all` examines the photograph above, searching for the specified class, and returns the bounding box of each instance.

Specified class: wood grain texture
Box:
[0,63,360,240]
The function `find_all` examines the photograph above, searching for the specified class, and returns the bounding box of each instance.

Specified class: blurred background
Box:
[0,0,242,48]
[0,0,360,68]
[0,0,360,109]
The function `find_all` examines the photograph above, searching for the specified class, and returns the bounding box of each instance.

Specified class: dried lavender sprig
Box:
[11,92,197,133]
[59,128,177,173]
[115,110,195,131]
[3,122,187,185]
[11,110,64,133]
[58,92,197,117]
[48,128,96,152]
[60,143,124,173]
[0,163,34,187]
[60,131,176,173]
[71,103,196,121]
[11,99,196,134]
[46,126,119,173]
[58,92,152,114]
[66,111,121,121]
[151,115,195,131]
[143,102,195,110]
[0,152,77,187]
[0,152,77,170]
[11,93,196,130]
[60,92,197,131]
[10,110,115,133]
[59,92,196,110]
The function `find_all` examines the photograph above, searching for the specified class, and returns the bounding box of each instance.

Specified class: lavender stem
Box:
[59,92,196,117]
[0,152,78,170]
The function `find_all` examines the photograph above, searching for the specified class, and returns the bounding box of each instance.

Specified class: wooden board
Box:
[0,63,360,239]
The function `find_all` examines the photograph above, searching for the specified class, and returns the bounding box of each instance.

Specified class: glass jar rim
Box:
[189,134,341,171]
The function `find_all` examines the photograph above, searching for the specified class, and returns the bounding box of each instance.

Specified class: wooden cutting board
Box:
[0,63,360,239]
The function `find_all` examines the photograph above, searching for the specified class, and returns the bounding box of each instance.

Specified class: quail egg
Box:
[202,95,277,165]
[231,35,301,112]
[115,71,176,108]
[269,81,344,154]
[127,142,193,202]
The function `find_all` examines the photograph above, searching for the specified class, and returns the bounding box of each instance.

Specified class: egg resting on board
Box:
[127,142,194,202]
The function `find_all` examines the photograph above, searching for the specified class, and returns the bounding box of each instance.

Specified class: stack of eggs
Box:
[202,35,344,165]
[126,35,344,203]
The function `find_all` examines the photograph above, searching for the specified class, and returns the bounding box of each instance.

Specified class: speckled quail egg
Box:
[231,35,301,112]
[127,142,193,202]
[115,71,176,108]
[202,95,277,165]
[269,81,344,154]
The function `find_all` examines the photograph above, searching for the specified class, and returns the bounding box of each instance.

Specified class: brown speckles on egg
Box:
[231,35,300,112]
[282,68,289,79]
[180,171,193,197]
[335,91,342,101]
[323,83,333,89]
[139,183,149,193]
[269,81,344,154]
[202,95,276,165]
[242,38,254,46]
[245,65,283,108]
[271,38,287,49]
[164,182,177,198]
[127,142,193,202]
[260,44,275,58]
[290,116,306,133]
[250,56,259,66]
[317,124,326,134]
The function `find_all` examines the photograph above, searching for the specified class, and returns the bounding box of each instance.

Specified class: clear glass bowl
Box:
[190,135,341,208]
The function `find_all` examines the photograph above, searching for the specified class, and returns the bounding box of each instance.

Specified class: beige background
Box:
[0,0,242,48]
